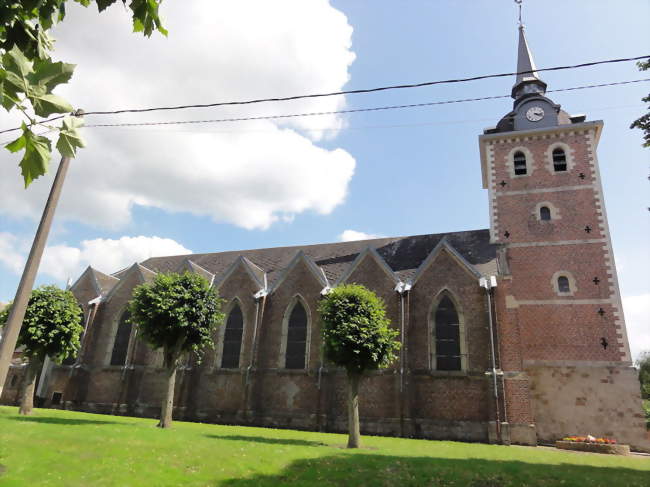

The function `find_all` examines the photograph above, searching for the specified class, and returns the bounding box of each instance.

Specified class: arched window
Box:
[513,151,527,175]
[557,276,571,293]
[434,296,461,371]
[221,303,244,368]
[285,300,308,369]
[540,206,551,221]
[552,148,567,172]
[110,310,131,366]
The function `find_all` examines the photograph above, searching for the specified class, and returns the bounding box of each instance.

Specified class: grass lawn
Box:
[0,406,648,486]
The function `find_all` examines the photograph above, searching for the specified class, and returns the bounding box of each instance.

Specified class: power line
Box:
[1,79,646,144]
[0,54,647,136]
[81,79,649,129]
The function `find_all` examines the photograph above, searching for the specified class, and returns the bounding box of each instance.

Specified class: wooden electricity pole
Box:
[0,154,73,397]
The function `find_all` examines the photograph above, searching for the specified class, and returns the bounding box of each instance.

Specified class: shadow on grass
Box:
[219,454,649,487]
[205,434,328,447]
[5,416,121,426]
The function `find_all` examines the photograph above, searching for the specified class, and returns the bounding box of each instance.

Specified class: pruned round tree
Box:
[0,285,83,415]
[128,271,224,429]
[318,284,400,448]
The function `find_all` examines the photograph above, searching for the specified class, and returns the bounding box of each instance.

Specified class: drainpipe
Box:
[480,276,502,441]
[492,293,508,425]
[395,281,411,437]
[317,286,331,390]
[75,296,101,367]
[121,325,138,381]
[244,289,267,418]
[246,291,265,386]
[394,282,409,393]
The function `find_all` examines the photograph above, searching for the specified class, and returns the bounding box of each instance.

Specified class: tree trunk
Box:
[158,362,177,428]
[18,359,41,416]
[346,372,362,448]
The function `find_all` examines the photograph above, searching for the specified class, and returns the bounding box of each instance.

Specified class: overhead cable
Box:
[81,79,650,129]
[0,54,647,136]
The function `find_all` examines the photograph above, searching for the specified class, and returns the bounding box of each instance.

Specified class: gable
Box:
[410,239,482,288]
[336,247,399,287]
[214,258,266,300]
[270,251,328,295]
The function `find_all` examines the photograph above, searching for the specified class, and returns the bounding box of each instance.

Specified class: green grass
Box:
[0,407,648,486]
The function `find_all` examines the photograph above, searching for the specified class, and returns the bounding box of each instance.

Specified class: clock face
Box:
[526,106,545,122]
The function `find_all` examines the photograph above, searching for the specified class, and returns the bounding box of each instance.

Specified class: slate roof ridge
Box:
[140,228,492,270]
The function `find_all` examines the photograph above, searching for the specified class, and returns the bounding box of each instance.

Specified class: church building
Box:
[2,24,648,450]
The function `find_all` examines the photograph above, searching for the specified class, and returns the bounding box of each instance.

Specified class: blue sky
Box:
[0,0,648,357]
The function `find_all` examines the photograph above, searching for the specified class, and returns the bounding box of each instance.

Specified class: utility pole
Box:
[0,148,76,397]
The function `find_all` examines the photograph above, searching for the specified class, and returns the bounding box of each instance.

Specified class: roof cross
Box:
[515,0,523,27]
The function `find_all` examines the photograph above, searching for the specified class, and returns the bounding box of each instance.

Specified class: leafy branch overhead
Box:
[0,0,167,188]
[630,59,650,148]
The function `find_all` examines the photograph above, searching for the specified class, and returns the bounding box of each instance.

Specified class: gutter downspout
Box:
[480,276,502,442]
[316,286,331,431]
[317,286,330,391]
[492,291,508,425]
[75,296,101,368]
[245,294,262,386]
[395,281,410,437]
[245,289,267,419]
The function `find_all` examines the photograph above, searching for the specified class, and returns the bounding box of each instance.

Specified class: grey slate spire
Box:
[511,24,547,99]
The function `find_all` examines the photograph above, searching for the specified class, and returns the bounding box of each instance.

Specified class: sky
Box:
[0,0,648,359]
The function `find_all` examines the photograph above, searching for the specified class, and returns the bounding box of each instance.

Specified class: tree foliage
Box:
[319,284,400,375]
[637,351,650,429]
[1,1,166,188]
[0,284,83,414]
[129,272,224,364]
[630,59,650,148]
[318,284,400,448]
[128,271,224,428]
[0,284,83,363]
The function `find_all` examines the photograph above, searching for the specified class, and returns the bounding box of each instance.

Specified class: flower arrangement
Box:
[562,435,617,444]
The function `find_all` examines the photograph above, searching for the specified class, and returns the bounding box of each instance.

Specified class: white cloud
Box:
[622,294,650,362]
[0,0,356,230]
[0,233,27,274]
[339,230,385,242]
[0,235,191,281]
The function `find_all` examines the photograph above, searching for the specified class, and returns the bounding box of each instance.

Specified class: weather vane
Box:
[514,0,523,27]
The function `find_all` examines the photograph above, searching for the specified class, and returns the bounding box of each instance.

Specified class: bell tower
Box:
[477,19,647,449]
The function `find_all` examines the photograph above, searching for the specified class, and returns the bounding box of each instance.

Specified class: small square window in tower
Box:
[540,206,551,221]
[513,151,527,175]
[553,148,567,172]
[558,276,571,293]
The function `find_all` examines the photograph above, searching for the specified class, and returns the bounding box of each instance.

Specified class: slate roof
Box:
[138,229,498,288]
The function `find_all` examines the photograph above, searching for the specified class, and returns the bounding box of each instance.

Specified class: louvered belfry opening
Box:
[221,303,244,368]
[110,310,132,366]
[552,148,567,171]
[435,295,461,371]
[285,300,308,369]
[513,151,527,175]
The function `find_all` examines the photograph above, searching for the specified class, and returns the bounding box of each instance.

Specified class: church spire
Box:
[511,4,547,100]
